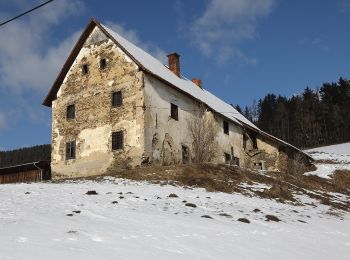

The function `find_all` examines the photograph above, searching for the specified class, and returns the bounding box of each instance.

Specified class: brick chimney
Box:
[192,78,202,88]
[167,52,180,77]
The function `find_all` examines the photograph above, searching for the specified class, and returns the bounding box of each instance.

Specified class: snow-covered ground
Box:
[0,178,349,260]
[305,142,350,179]
[306,142,350,156]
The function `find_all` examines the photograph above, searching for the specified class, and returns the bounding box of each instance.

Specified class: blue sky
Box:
[0,0,350,150]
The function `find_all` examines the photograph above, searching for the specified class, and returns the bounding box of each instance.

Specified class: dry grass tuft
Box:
[332,170,350,192]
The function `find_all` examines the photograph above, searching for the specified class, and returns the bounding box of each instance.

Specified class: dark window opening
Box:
[82,64,88,75]
[233,157,240,166]
[66,141,76,160]
[182,145,190,164]
[112,131,123,150]
[224,153,231,164]
[223,121,229,135]
[66,104,75,119]
[171,103,178,120]
[243,134,247,149]
[253,161,263,170]
[100,58,107,70]
[112,91,123,107]
[252,134,258,149]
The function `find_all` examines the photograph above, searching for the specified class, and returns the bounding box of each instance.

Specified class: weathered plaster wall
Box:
[143,74,246,165]
[214,115,244,163]
[143,75,197,165]
[51,27,144,178]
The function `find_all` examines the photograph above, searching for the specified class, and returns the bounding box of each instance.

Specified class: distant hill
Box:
[0,144,51,168]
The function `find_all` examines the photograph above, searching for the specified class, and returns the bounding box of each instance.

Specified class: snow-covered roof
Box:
[102,24,257,129]
[101,23,310,156]
[43,19,309,157]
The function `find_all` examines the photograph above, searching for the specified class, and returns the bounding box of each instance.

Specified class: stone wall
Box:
[51,27,144,178]
[241,131,280,171]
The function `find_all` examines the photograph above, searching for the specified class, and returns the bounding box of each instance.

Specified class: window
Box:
[243,134,247,149]
[82,64,88,75]
[100,58,107,70]
[224,153,231,164]
[252,134,258,149]
[182,145,190,164]
[253,161,264,170]
[170,103,178,120]
[66,141,76,160]
[223,120,229,135]
[233,157,240,166]
[66,104,75,119]
[112,131,123,150]
[112,91,122,107]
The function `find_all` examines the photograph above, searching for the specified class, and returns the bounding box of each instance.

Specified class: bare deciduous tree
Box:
[187,105,219,163]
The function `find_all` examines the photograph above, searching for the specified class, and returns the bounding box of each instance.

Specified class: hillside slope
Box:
[305,142,350,179]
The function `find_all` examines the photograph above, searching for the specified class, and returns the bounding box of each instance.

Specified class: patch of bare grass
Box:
[332,170,350,192]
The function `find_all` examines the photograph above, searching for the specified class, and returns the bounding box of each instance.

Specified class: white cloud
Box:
[190,0,275,64]
[0,0,85,93]
[105,22,168,64]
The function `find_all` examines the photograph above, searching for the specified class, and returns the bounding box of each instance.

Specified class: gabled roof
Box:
[43,19,311,159]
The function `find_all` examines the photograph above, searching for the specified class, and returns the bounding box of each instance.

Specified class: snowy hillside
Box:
[0,178,349,260]
[306,142,350,155]
[305,142,350,179]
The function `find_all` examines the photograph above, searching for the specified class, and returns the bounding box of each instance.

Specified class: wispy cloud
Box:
[338,0,350,12]
[299,37,330,52]
[0,0,85,93]
[190,0,275,64]
[105,22,167,64]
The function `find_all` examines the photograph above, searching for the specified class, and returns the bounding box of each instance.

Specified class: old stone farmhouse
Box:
[43,19,312,179]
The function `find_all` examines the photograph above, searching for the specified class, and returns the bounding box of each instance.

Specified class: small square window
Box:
[112,91,122,107]
[82,64,88,75]
[100,58,107,70]
[66,141,76,160]
[112,131,123,150]
[223,120,229,135]
[171,103,178,120]
[67,104,75,119]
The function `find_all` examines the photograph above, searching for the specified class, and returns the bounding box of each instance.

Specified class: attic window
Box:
[66,104,75,119]
[112,131,124,150]
[112,91,122,107]
[82,64,88,75]
[170,103,178,120]
[100,58,107,70]
[66,141,76,160]
[223,120,229,135]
